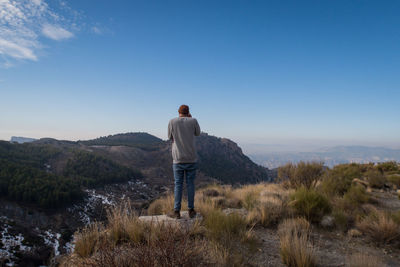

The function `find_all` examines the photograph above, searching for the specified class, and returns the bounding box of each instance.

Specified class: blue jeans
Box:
[173,163,197,211]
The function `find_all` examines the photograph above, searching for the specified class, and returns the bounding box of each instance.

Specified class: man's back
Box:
[168,117,201,163]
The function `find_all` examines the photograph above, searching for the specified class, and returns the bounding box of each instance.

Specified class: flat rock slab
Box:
[138,211,203,228]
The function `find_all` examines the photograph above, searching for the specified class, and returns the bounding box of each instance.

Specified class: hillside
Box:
[61,162,400,267]
[196,133,274,183]
[0,141,142,208]
[79,132,274,185]
[0,132,273,266]
[60,162,400,267]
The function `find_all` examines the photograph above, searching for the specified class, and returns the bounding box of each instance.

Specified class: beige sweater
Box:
[168,117,201,163]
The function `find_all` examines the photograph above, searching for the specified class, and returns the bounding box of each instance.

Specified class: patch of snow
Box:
[41,230,61,256]
[64,240,75,254]
[0,220,32,266]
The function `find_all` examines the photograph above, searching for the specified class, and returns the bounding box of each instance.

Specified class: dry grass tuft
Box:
[147,193,188,215]
[63,202,211,267]
[232,185,261,210]
[246,200,286,227]
[356,208,400,244]
[346,253,385,267]
[278,217,316,267]
[106,201,147,244]
[73,222,104,258]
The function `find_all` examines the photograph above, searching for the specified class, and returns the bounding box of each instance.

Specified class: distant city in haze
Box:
[1,0,399,160]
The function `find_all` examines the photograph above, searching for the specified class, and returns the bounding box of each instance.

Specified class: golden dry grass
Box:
[278,217,316,267]
[346,253,385,267]
[356,208,400,244]
[73,222,104,258]
[147,193,188,215]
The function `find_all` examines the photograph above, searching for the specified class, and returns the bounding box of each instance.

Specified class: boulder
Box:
[352,178,369,188]
[138,211,203,228]
[320,215,335,228]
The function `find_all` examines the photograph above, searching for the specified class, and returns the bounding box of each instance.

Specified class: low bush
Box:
[364,169,386,188]
[391,211,400,224]
[375,161,399,173]
[343,184,370,208]
[278,218,315,267]
[203,209,247,247]
[320,163,362,196]
[290,187,332,223]
[387,174,400,187]
[278,161,324,189]
[346,253,385,267]
[356,209,400,244]
[203,209,259,266]
[332,209,350,232]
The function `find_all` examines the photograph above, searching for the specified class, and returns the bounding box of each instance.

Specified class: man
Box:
[168,104,201,219]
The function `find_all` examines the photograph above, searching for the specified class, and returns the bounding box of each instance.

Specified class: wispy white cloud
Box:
[91,26,102,35]
[42,24,73,40]
[0,0,77,66]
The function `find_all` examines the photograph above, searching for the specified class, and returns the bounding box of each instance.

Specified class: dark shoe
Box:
[167,210,181,219]
[188,208,197,218]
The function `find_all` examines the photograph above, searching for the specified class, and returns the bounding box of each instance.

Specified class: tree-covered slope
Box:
[0,141,142,208]
[79,132,164,150]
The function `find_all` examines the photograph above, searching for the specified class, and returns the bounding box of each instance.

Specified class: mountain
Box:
[10,136,37,143]
[249,145,400,168]
[77,132,274,185]
[196,133,275,183]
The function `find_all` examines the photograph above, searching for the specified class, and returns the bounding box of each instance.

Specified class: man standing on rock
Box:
[167,105,201,219]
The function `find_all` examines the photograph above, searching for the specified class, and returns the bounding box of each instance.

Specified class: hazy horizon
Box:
[1,0,399,150]
[3,131,400,154]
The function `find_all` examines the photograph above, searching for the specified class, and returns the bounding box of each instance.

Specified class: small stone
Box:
[321,215,334,228]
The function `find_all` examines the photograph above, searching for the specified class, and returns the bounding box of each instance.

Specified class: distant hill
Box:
[10,136,37,143]
[79,132,164,150]
[249,145,400,168]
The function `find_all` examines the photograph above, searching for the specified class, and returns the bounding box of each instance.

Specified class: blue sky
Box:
[1,0,399,150]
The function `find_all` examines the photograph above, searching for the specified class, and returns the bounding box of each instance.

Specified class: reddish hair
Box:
[178,105,189,115]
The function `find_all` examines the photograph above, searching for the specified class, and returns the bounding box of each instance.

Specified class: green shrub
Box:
[375,161,399,173]
[290,187,332,223]
[320,163,363,196]
[278,161,325,189]
[343,184,369,207]
[204,209,247,247]
[391,211,400,225]
[364,169,386,188]
[332,209,349,231]
[387,174,400,187]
